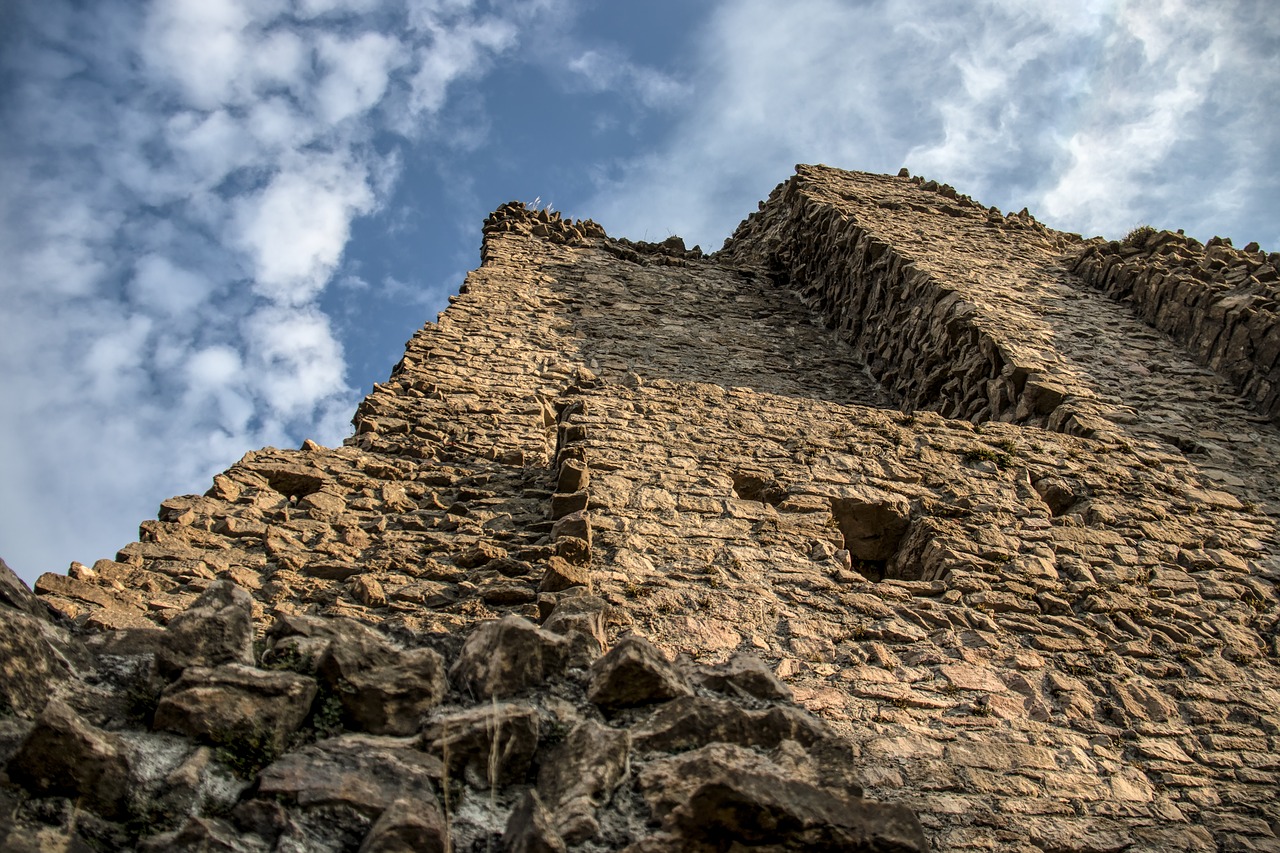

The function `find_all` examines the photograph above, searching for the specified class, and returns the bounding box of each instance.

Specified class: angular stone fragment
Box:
[451,613,584,699]
[556,458,590,494]
[639,743,927,852]
[421,701,540,788]
[538,556,592,593]
[155,579,255,679]
[350,574,388,607]
[554,536,591,565]
[630,695,831,753]
[551,511,591,544]
[0,609,71,717]
[691,652,793,701]
[455,541,508,568]
[550,489,589,519]
[541,593,609,651]
[342,647,448,735]
[266,613,399,684]
[6,698,133,819]
[153,664,317,755]
[586,634,692,712]
[256,735,442,816]
[358,797,449,853]
[0,557,43,617]
[503,789,567,853]
[537,720,629,843]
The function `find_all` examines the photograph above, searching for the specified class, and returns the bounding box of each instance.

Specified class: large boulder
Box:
[155,580,255,679]
[341,647,448,735]
[153,664,317,768]
[586,634,692,712]
[421,701,540,789]
[638,743,927,852]
[629,695,831,753]
[450,614,582,699]
[5,698,134,819]
[536,720,630,843]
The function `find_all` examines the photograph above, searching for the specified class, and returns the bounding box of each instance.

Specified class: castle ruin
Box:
[2,164,1279,851]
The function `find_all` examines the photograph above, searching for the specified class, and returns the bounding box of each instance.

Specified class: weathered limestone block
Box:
[341,647,448,735]
[155,579,255,678]
[586,634,693,712]
[556,458,590,493]
[630,695,831,753]
[539,556,591,593]
[359,796,449,853]
[6,698,133,819]
[0,607,73,717]
[153,664,317,754]
[420,701,540,788]
[451,613,588,699]
[637,743,927,852]
[689,652,793,701]
[256,735,442,816]
[537,720,630,843]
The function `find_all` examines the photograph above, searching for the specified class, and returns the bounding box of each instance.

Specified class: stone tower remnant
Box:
[2,165,1279,851]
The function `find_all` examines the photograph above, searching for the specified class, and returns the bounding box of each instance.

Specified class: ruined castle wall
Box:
[1071,234,1280,421]
[6,168,1280,852]
[720,167,1107,436]
[723,166,1280,511]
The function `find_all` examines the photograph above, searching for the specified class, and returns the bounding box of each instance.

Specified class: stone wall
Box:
[3,166,1280,852]
[1070,232,1280,422]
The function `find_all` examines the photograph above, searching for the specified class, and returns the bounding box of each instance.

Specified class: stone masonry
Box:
[2,165,1279,852]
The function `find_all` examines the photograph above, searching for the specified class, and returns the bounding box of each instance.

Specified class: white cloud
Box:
[131,254,213,317]
[585,0,1279,251]
[404,18,517,118]
[315,31,408,124]
[566,49,689,108]
[0,0,555,582]
[232,155,379,304]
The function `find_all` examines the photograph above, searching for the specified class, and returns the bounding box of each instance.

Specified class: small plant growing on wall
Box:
[1123,224,1157,249]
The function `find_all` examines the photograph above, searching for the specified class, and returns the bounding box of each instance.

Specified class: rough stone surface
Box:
[4,164,1280,851]
[586,633,694,712]
[153,663,317,753]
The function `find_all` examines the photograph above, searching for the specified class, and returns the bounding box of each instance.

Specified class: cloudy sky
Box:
[2,0,1277,584]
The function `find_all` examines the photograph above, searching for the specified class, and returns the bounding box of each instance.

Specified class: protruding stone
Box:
[556,458,590,494]
[450,614,574,699]
[350,574,388,607]
[691,652,793,701]
[502,790,566,853]
[586,634,692,712]
[541,593,609,653]
[359,796,449,853]
[639,743,927,852]
[538,557,591,593]
[256,735,442,817]
[537,720,630,843]
[7,698,133,819]
[421,701,540,788]
[630,695,830,753]
[341,647,448,735]
[153,664,317,757]
[156,580,255,679]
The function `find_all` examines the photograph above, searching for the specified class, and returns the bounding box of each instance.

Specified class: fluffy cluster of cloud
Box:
[0,0,553,580]
[586,0,1280,252]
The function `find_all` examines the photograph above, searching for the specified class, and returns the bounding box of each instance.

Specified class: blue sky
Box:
[2,0,1277,585]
